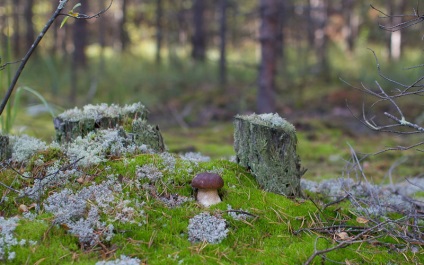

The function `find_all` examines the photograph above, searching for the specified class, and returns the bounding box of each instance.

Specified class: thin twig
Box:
[303,221,391,265]
[0,1,68,116]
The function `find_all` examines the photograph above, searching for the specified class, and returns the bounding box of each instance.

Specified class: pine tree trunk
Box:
[219,0,228,86]
[257,0,278,113]
[155,0,163,64]
[24,0,34,50]
[191,0,206,61]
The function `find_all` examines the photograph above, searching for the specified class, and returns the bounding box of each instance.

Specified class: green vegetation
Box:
[1,152,420,264]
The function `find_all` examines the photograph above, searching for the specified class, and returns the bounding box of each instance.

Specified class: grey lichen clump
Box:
[56,103,147,122]
[188,213,228,244]
[54,102,148,142]
[54,102,164,152]
[96,255,141,265]
[301,178,414,216]
[234,113,305,197]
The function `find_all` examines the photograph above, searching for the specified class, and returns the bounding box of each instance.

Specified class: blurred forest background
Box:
[0,0,423,142]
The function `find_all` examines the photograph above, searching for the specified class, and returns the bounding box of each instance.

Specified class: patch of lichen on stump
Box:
[234,114,304,197]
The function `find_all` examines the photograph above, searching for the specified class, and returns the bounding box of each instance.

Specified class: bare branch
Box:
[0,60,23,71]
[303,221,391,265]
[0,0,113,116]
[60,0,114,19]
[370,4,424,32]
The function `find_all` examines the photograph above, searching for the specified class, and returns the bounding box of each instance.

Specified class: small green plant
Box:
[0,86,55,135]
[60,3,82,28]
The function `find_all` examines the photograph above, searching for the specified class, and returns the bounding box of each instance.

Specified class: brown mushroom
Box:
[191,172,224,207]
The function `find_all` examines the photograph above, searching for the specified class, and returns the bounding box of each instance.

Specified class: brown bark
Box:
[257,0,278,113]
[119,0,130,51]
[12,0,21,56]
[309,0,329,78]
[219,0,228,86]
[72,3,89,68]
[24,0,34,50]
[342,0,359,52]
[387,0,406,61]
[191,0,206,61]
[155,0,163,63]
[70,2,89,104]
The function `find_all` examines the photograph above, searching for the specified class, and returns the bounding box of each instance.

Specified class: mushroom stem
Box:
[196,188,221,207]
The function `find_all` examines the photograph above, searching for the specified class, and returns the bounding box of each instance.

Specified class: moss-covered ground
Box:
[1,150,422,264]
[2,108,423,264]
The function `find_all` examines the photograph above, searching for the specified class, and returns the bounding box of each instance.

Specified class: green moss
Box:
[1,152,420,264]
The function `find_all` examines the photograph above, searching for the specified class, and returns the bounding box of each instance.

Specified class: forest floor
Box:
[0,103,422,264]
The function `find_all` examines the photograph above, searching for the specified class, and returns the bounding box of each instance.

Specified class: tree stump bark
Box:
[234,114,305,197]
[53,103,165,152]
[131,119,165,152]
[0,135,11,161]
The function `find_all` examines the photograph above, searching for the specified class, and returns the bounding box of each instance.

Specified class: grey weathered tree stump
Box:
[53,103,165,152]
[0,135,10,161]
[131,119,165,152]
[234,113,305,197]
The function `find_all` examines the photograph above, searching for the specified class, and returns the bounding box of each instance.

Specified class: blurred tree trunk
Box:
[24,0,34,50]
[72,3,88,67]
[342,0,359,52]
[219,0,228,86]
[12,0,21,56]
[387,0,406,61]
[309,0,329,78]
[119,0,130,51]
[0,1,8,62]
[276,1,286,59]
[70,2,89,104]
[99,12,107,72]
[257,0,278,113]
[191,0,206,61]
[155,0,163,64]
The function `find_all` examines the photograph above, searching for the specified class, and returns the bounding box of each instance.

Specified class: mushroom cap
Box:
[191,173,224,189]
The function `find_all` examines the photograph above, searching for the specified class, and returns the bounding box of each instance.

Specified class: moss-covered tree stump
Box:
[53,103,165,152]
[131,119,165,152]
[0,135,10,161]
[234,113,305,197]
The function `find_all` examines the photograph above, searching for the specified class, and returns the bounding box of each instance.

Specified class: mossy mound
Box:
[0,149,419,264]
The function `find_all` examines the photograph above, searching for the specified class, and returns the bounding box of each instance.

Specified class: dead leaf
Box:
[356,216,369,224]
[34,258,46,265]
[336,232,349,240]
[18,204,28,213]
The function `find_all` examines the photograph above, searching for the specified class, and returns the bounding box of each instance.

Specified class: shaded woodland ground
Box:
[0,1,423,264]
[1,0,423,182]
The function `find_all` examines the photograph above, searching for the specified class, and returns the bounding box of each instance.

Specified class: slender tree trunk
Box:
[12,0,21,56]
[388,0,406,61]
[24,0,35,50]
[72,3,88,67]
[70,2,89,104]
[99,11,106,73]
[257,0,278,114]
[342,0,359,52]
[309,0,329,78]
[219,0,228,86]
[191,0,206,61]
[155,0,163,64]
[119,0,129,51]
[0,1,9,67]
[276,1,286,59]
